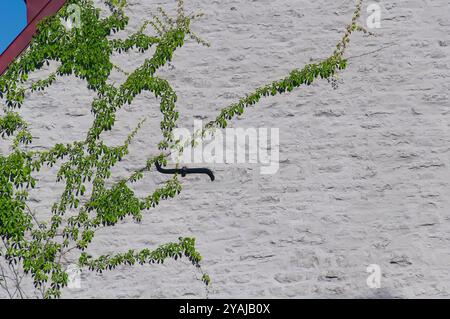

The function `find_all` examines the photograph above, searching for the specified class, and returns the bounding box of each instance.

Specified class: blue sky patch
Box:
[0,0,28,54]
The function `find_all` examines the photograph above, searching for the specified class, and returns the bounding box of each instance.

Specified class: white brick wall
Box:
[2,0,450,298]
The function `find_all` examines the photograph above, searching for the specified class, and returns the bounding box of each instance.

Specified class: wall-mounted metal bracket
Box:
[155,161,215,182]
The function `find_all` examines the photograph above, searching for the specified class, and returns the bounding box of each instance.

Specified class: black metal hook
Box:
[155,161,215,182]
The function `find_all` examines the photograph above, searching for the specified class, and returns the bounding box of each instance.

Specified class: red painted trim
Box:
[27,0,54,23]
[0,0,66,76]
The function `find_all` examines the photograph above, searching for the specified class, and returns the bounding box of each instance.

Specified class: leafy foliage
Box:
[0,0,370,298]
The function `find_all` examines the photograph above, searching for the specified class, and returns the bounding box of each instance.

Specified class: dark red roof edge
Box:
[0,0,66,76]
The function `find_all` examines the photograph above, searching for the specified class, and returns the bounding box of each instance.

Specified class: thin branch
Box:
[347,43,396,60]
[0,263,14,299]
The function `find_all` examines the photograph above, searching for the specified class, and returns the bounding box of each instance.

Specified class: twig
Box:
[347,43,396,60]
[0,263,13,299]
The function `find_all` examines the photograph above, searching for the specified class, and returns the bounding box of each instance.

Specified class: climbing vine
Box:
[0,0,372,298]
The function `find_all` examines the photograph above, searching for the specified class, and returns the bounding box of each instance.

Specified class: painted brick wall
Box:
[1,0,449,298]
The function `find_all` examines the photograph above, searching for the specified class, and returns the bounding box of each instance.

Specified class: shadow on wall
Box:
[357,288,403,299]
